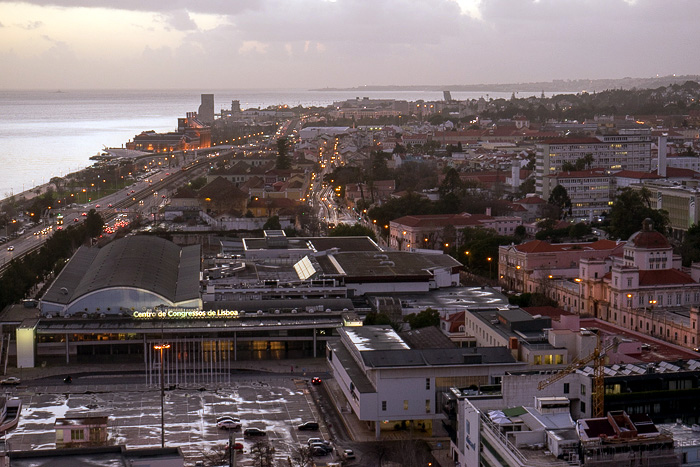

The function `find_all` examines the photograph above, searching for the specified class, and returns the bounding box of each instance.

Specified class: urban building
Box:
[390,212,522,251]
[536,134,654,199]
[326,325,525,439]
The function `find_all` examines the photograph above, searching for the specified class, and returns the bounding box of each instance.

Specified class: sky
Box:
[0,0,698,90]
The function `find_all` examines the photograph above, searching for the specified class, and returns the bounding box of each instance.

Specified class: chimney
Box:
[658,134,667,177]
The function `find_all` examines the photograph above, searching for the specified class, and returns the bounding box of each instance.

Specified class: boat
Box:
[0,397,22,433]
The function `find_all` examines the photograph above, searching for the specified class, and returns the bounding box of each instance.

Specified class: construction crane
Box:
[537,333,618,418]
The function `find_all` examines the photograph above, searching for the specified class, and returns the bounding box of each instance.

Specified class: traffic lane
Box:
[7,376,330,463]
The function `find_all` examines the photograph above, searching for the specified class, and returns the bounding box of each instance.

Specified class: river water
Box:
[0,88,530,198]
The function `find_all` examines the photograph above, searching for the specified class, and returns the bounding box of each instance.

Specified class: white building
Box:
[326,325,525,438]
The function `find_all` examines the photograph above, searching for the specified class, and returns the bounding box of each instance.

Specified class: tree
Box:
[547,185,572,219]
[85,209,104,238]
[250,440,275,467]
[438,168,463,199]
[329,223,377,241]
[404,308,440,329]
[276,137,292,170]
[606,187,669,240]
[679,223,700,266]
[290,446,315,467]
[263,215,282,230]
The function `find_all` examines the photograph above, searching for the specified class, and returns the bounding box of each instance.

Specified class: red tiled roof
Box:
[628,230,670,249]
[638,269,696,286]
[580,318,700,362]
[662,167,700,178]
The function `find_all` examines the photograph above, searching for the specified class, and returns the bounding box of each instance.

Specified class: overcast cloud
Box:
[0,0,697,89]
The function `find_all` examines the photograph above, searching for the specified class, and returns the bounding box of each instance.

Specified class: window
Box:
[580,401,586,413]
[563,383,570,394]
[426,378,431,390]
[534,355,542,365]
[581,384,586,395]
[404,400,408,411]
[426,399,431,413]
[70,429,85,441]
[382,401,387,411]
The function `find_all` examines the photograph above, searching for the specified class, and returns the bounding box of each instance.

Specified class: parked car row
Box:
[214,413,354,460]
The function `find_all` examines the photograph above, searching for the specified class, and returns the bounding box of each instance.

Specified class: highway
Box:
[0,151,219,273]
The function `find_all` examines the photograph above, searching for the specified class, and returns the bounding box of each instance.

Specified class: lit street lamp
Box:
[154,343,171,448]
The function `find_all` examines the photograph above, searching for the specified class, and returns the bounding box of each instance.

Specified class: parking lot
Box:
[5,374,340,465]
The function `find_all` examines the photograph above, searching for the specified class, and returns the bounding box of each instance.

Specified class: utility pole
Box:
[154,343,170,448]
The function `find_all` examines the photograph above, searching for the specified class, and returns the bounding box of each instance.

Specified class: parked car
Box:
[311,377,322,385]
[307,438,330,446]
[217,418,241,429]
[226,442,244,452]
[0,377,20,385]
[243,427,266,437]
[311,444,332,456]
[298,421,319,431]
[343,449,356,460]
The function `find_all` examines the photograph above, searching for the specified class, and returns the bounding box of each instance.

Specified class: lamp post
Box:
[487,257,492,280]
[154,343,170,448]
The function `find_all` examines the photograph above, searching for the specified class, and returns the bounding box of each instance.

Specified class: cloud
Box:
[238,40,268,55]
[159,9,197,31]
[0,0,263,16]
[17,20,43,30]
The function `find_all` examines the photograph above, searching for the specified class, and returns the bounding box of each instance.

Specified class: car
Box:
[307,438,330,446]
[311,445,332,456]
[216,415,240,423]
[226,442,244,452]
[0,377,20,385]
[343,449,356,460]
[6,246,14,251]
[74,218,79,222]
[108,204,113,208]
[162,195,166,198]
[298,421,319,431]
[95,204,100,208]
[81,212,87,216]
[311,377,322,385]
[130,190,135,194]
[64,376,72,384]
[217,418,241,429]
[243,427,266,437]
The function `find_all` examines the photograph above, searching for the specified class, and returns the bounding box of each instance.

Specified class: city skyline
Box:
[1,0,698,90]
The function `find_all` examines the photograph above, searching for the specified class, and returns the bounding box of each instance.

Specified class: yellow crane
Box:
[537,333,618,417]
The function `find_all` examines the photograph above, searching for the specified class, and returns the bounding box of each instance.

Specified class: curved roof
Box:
[42,236,200,305]
[627,219,670,249]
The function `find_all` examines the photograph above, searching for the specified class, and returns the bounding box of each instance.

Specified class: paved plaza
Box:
[4,373,338,465]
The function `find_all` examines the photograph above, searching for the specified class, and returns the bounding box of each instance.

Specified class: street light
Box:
[154,343,170,448]
[487,257,492,280]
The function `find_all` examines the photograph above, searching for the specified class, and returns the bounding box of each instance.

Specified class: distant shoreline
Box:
[311,75,700,94]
